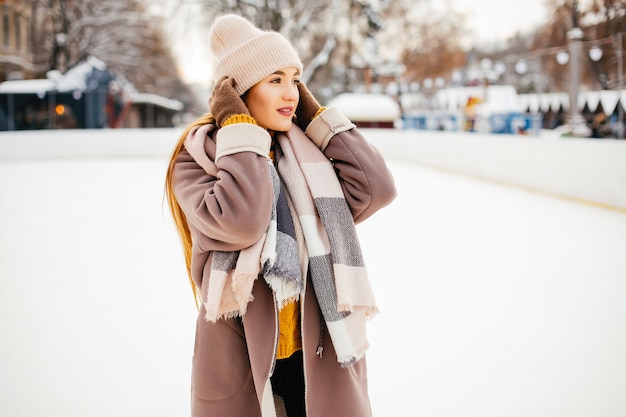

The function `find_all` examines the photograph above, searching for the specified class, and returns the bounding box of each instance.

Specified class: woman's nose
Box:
[284,84,298,101]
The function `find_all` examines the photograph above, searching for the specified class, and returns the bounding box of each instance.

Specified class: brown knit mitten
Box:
[295,82,324,131]
[210,76,256,127]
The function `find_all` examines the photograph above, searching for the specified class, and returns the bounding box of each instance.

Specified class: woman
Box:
[165,14,396,417]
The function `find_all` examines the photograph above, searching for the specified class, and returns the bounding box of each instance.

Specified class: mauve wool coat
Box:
[171,107,397,417]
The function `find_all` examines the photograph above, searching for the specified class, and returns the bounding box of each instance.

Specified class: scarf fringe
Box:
[338,355,361,369]
[264,273,302,310]
[276,294,300,310]
[204,306,249,323]
[337,304,380,319]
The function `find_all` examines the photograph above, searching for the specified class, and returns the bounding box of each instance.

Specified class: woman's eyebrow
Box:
[272,70,301,77]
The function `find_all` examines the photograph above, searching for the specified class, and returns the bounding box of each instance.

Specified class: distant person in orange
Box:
[464,96,481,131]
[164,14,396,417]
[590,112,609,138]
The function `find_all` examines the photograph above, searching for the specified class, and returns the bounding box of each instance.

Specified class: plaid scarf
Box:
[199,125,378,367]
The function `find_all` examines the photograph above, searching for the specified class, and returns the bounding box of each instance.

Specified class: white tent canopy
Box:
[517,90,626,113]
[417,86,624,115]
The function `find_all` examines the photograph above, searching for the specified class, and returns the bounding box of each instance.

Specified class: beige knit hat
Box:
[209,14,303,96]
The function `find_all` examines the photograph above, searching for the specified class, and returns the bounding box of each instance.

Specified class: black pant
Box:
[271,350,306,417]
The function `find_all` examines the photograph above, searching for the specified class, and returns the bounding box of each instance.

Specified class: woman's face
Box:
[245,66,300,132]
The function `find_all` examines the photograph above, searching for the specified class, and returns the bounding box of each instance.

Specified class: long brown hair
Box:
[164,113,216,307]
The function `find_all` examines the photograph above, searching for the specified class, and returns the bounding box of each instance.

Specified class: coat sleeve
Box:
[172,123,274,251]
[304,106,397,224]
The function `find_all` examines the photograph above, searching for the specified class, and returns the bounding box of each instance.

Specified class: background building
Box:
[0,0,35,81]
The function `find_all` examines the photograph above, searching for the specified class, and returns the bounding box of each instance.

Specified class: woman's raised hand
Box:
[295,82,322,131]
[209,76,251,128]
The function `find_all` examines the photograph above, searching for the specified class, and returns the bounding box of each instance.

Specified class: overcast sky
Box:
[453,0,548,45]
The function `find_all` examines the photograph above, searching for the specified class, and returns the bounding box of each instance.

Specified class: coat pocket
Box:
[191,315,253,401]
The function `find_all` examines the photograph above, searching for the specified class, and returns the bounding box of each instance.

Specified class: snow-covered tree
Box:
[378,0,469,86]
[30,0,189,100]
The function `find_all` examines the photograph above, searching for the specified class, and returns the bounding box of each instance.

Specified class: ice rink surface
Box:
[1,132,626,416]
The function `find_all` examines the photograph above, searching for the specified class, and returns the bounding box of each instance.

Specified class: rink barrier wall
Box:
[0,128,181,159]
[1,127,625,211]
[364,129,626,212]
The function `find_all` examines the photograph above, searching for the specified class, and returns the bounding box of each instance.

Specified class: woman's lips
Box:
[277,106,293,116]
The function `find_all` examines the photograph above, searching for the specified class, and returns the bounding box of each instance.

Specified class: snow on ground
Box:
[1,129,626,417]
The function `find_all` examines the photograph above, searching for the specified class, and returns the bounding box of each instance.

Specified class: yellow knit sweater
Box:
[276,300,302,359]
